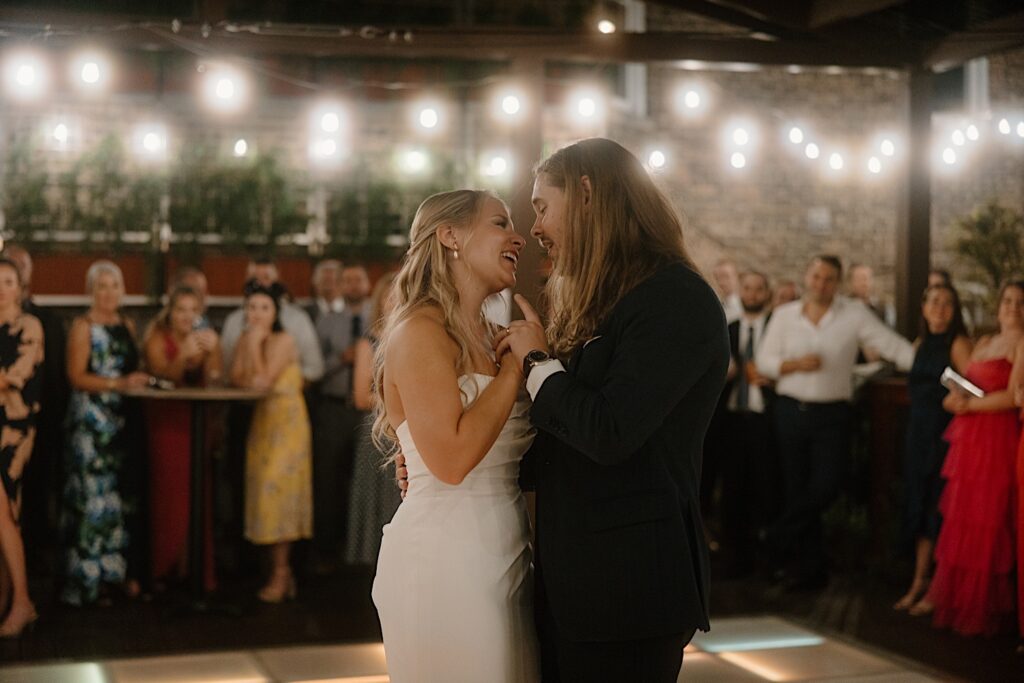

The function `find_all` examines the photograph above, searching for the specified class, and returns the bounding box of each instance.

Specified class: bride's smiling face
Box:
[455,196,526,294]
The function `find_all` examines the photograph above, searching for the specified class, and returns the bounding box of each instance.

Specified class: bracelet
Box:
[107,378,116,391]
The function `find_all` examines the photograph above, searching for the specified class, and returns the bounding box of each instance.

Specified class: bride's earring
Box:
[452,239,460,260]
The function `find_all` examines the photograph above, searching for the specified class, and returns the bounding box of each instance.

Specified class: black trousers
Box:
[311,397,362,557]
[721,409,779,573]
[768,396,852,579]
[536,566,694,682]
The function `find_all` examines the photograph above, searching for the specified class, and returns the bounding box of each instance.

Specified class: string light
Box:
[53,123,69,145]
[320,112,340,133]
[134,124,168,161]
[201,64,249,114]
[942,147,956,165]
[648,150,667,169]
[828,152,844,170]
[804,143,820,159]
[730,152,746,169]
[481,152,511,178]
[1017,121,1024,138]
[418,106,439,129]
[880,138,895,156]
[867,156,881,174]
[998,118,1011,134]
[398,148,429,174]
[233,138,248,157]
[965,124,979,141]
[4,51,48,101]
[788,126,804,144]
[732,127,750,146]
[597,20,616,34]
[71,51,111,92]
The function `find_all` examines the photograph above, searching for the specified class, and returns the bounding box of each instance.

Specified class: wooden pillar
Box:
[895,68,933,338]
[508,57,546,313]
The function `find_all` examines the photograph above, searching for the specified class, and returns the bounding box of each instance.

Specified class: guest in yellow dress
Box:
[230,280,312,602]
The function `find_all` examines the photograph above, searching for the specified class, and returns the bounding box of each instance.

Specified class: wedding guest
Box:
[310,264,369,572]
[1012,343,1024,653]
[0,258,43,637]
[719,270,778,576]
[848,264,895,327]
[713,258,742,322]
[230,280,312,602]
[142,286,222,589]
[219,258,321,574]
[2,246,68,578]
[911,281,1024,637]
[304,260,344,324]
[756,255,914,590]
[893,284,971,612]
[62,260,151,606]
[773,279,800,307]
[168,267,211,329]
[345,272,401,565]
[221,258,323,384]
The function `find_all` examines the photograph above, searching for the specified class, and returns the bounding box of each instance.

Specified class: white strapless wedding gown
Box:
[372,374,539,682]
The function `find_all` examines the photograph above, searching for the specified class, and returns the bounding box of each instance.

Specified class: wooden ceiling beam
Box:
[0,22,915,68]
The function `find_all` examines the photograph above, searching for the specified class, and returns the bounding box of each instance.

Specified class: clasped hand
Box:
[493,294,549,373]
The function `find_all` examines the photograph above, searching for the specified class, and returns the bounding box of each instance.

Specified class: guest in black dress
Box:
[893,284,971,611]
[0,257,44,637]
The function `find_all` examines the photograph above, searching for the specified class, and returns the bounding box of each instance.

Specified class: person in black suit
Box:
[497,138,729,682]
[719,270,779,577]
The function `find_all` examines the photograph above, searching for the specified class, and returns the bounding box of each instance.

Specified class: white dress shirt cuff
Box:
[526,360,566,400]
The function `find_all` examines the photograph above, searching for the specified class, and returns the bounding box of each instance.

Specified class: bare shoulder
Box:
[18,313,43,337]
[387,308,458,368]
[69,316,91,338]
[951,335,973,353]
[268,331,297,354]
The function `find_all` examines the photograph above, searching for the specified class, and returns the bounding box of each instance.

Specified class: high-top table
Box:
[126,386,268,611]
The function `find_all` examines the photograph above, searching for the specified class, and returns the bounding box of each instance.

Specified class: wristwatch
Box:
[523,349,553,379]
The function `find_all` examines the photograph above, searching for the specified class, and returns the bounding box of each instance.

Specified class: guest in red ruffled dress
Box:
[910,281,1024,637]
[142,285,222,591]
[1011,335,1024,654]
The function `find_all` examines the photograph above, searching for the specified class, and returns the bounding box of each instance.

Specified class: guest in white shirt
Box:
[755,255,913,590]
[713,258,743,323]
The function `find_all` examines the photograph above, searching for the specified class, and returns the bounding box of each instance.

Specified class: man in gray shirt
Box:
[310,264,370,572]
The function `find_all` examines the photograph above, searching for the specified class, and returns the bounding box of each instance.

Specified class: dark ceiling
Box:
[0,1,1021,69]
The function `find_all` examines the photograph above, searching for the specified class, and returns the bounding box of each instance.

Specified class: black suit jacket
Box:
[523,262,729,642]
[722,315,776,413]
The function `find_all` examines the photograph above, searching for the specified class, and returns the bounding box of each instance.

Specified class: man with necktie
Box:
[720,270,777,578]
[310,263,370,572]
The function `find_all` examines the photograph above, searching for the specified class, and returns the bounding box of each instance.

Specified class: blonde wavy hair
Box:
[371,189,503,457]
[536,138,697,356]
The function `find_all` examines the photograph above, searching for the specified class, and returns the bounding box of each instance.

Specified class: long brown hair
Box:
[535,138,696,356]
[371,189,503,456]
[144,285,201,342]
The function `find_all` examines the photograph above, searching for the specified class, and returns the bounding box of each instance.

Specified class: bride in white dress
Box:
[370,189,538,682]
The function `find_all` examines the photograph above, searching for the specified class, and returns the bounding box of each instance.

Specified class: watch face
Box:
[526,350,549,364]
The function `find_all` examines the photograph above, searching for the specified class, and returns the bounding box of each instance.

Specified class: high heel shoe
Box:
[0,606,38,638]
[257,571,297,603]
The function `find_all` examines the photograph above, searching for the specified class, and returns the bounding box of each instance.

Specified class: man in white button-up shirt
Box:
[755,255,913,589]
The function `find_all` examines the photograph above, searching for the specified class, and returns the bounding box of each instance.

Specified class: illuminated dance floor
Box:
[2,616,948,682]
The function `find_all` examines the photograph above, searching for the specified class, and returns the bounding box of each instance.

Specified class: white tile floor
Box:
[0,616,948,682]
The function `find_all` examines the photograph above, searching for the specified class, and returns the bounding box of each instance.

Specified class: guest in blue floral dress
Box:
[61,261,151,606]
